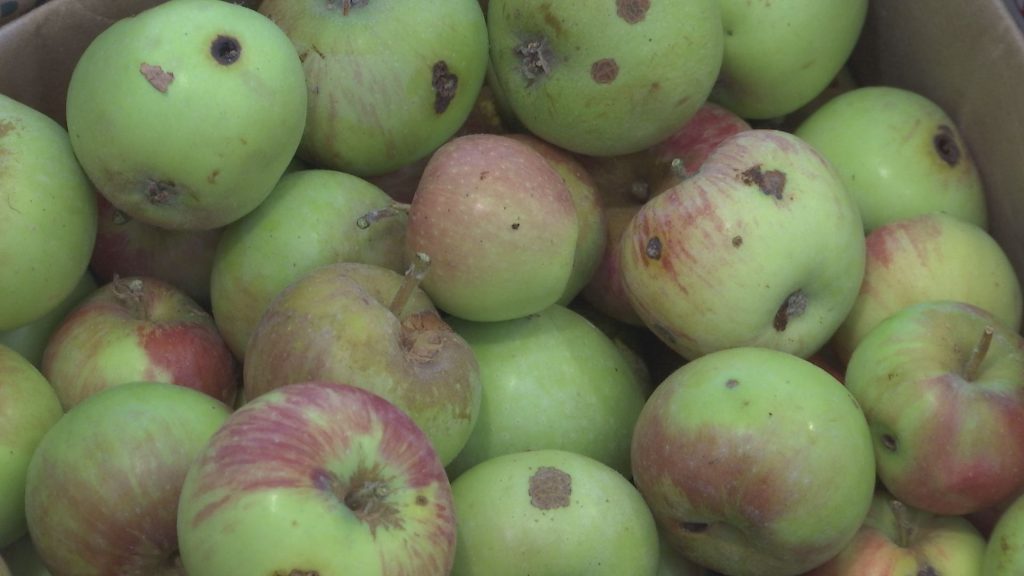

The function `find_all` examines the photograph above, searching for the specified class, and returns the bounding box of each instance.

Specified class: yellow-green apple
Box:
[983,492,1024,575]
[405,134,578,321]
[845,300,1024,516]
[444,304,648,479]
[805,490,986,576]
[177,381,457,576]
[0,536,50,576]
[90,193,221,307]
[486,0,723,156]
[24,381,231,576]
[42,276,238,410]
[711,0,867,120]
[450,449,659,575]
[505,133,607,304]
[0,93,97,332]
[211,169,406,358]
[621,129,865,360]
[0,345,62,549]
[244,261,481,465]
[65,0,307,230]
[631,347,876,576]
[0,273,96,368]
[796,86,987,232]
[832,213,1023,362]
[259,0,489,176]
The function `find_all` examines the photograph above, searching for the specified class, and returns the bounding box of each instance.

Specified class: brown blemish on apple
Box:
[881,433,898,451]
[773,289,807,332]
[400,311,450,363]
[145,179,182,205]
[0,119,15,137]
[339,0,369,15]
[732,235,743,247]
[207,169,220,184]
[616,0,650,23]
[416,495,429,506]
[432,60,458,114]
[725,379,739,389]
[511,221,521,230]
[645,236,662,260]
[529,466,572,509]
[210,35,241,65]
[140,63,174,93]
[739,165,786,200]
[680,521,710,533]
[591,58,619,84]
[539,2,564,35]
[515,38,553,84]
[933,125,961,167]
[274,571,319,576]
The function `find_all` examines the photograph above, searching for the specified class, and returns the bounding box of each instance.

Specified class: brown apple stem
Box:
[890,499,914,548]
[964,326,995,381]
[110,276,148,321]
[356,202,410,229]
[389,252,431,317]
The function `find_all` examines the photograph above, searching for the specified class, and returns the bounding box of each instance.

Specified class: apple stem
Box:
[964,326,995,382]
[110,276,148,321]
[670,157,690,181]
[389,252,431,317]
[890,499,914,548]
[356,202,410,230]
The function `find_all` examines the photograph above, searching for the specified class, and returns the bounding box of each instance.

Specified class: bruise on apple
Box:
[337,0,370,16]
[739,165,787,200]
[529,466,572,509]
[591,58,619,84]
[139,63,173,93]
[616,0,651,24]
[431,60,458,114]
[274,570,319,576]
[210,35,241,66]
[0,118,17,137]
[773,289,808,332]
[515,37,554,84]
[933,124,961,167]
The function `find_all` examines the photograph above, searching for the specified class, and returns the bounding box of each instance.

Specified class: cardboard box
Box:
[2,0,1023,287]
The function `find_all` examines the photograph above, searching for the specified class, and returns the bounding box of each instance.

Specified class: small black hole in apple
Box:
[680,521,710,533]
[881,433,898,451]
[646,236,662,260]
[933,126,960,167]
[211,35,242,65]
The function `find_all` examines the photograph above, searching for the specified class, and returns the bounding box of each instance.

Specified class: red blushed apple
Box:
[90,193,222,307]
[42,276,238,410]
[177,381,456,576]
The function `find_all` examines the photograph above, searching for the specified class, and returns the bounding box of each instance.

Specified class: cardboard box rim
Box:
[2,0,1024,293]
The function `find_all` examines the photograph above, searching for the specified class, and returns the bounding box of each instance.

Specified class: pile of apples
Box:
[2,0,1023,574]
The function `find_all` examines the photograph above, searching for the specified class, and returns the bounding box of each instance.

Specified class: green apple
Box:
[486,0,724,156]
[984,492,1024,575]
[0,346,62,549]
[0,94,97,332]
[0,272,96,368]
[806,490,986,575]
[445,304,648,479]
[631,347,876,576]
[832,213,1023,362]
[710,0,867,119]
[259,0,489,176]
[451,449,659,575]
[66,0,307,230]
[210,169,406,358]
[845,300,1024,516]
[621,129,865,360]
[796,86,987,232]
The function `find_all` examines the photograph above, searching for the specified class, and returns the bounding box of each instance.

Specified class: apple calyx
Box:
[390,252,431,317]
[210,35,241,66]
[933,125,961,167]
[356,202,410,229]
[313,463,403,537]
[111,276,149,320]
[773,289,808,331]
[963,325,995,382]
[515,38,554,84]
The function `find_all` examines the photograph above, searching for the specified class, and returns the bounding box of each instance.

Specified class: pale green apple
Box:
[0,272,96,368]
[621,129,865,360]
[445,304,648,479]
[796,86,987,232]
[631,347,876,576]
[984,492,1024,575]
[832,213,1023,362]
[487,0,724,156]
[259,0,489,176]
[451,449,659,575]
[66,0,308,230]
[0,346,62,549]
[711,0,867,119]
[0,94,97,332]
[210,169,406,358]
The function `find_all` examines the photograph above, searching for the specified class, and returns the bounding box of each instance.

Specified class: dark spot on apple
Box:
[732,235,743,247]
[725,378,739,388]
[139,63,173,93]
[274,571,319,576]
[515,38,553,84]
[479,171,489,180]
[616,0,650,23]
[529,466,572,509]
[590,58,619,84]
[646,236,662,260]
[338,0,370,15]
[512,222,520,230]
[207,169,220,184]
[881,433,898,451]
[933,125,960,167]
[210,35,241,65]
[539,2,563,35]
[917,565,938,576]
[773,289,807,331]
[739,165,786,200]
[0,119,15,137]
[145,179,181,205]
[432,60,458,114]
[416,495,428,506]
[649,81,661,92]
[680,521,710,533]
